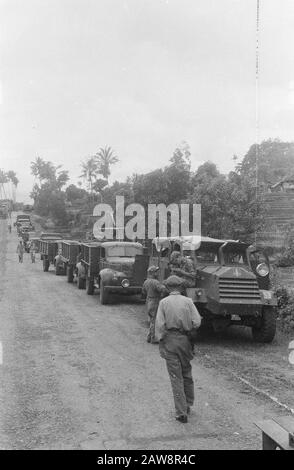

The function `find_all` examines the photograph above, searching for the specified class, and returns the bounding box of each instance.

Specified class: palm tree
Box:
[80,157,98,193]
[0,169,8,199]
[6,170,19,203]
[95,146,119,183]
[30,156,46,185]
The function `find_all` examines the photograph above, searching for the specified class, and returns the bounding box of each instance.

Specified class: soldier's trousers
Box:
[159,333,194,417]
[146,299,159,342]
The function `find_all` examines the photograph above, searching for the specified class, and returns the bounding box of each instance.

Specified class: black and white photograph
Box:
[0,0,294,454]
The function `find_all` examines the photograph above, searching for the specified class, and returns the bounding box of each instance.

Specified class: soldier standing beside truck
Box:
[142,266,167,344]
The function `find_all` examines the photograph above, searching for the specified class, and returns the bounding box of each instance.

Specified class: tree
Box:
[163,142,192,204]
[95,146,119,183]
[30,157,69,224]
[80,157,98,194]
[237,139,294,187]
[65,184,88,202]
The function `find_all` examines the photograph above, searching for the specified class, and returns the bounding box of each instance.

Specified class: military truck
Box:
[98,241,149,304]
[55,240,81,280]
[39,234,63,272]
[150,236,277,343]
[79,241,103,293]
[79,241,149,304]
[0,206,8,219]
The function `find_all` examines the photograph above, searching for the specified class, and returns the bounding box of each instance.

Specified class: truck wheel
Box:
[67,265,74,283]
[86,277,95,295]
[43,259,49,272]
[252,307,276,343]
[100,280,109,304]
[77,275,86,290]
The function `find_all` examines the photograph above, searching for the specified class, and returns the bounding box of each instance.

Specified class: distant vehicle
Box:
[39,232,63,240]
[55,240,81,279]
[23,204,33,212]
[0,207,8,219]
[39,233,63,272]
[29,236,40,253]
[16,214,30,222]
[150,236,277,343]
[0,199,12,218]
[14,214,32,228]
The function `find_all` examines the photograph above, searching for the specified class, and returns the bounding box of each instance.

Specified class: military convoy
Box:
[30,225,277,342]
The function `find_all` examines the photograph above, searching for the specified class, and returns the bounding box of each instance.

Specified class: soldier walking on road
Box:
[142,266,166,344]
[16,240,25,263]
[155,275,202,423]
[8,223,12,234]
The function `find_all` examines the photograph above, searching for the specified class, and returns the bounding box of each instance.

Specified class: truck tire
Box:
[86,277,95,295]
[252,307,276,343]
[77,275,86,290]
[100,280,109,305]
[43,259,49,272]
[67,265,74,283]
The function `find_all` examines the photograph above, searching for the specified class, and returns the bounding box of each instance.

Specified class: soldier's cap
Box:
[147,265,160,274]
[164,275,184,288]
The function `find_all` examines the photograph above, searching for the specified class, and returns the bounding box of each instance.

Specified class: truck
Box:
[98,241,149,304]
[0,207,8,219]
[79,241,103,293]
[79,240,149,304]
[0,200,11,219]
[39,234,63,272]
[15,214,35,232]
[55,240,81,280]
[150,236,277,343]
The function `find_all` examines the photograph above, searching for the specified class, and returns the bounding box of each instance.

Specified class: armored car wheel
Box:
[100,280,109,305]
[43,259,49,272]
[86,277,95,295]
[67,265,74,283]
[252,307,276,343]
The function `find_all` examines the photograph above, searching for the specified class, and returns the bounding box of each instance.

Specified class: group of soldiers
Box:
[142,251,201,424]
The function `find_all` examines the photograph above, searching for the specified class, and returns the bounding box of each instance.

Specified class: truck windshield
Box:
[223,249,248,265]
[106,246,143,257]
[195,249,219,264]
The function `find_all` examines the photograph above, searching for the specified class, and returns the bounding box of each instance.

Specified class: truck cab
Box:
[98,241,149,304]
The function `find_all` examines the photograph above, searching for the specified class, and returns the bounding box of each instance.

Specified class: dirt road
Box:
[0,215,293,450]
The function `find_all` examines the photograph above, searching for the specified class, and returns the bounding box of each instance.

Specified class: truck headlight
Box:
[121,279,130,288]
[256,262,269,277]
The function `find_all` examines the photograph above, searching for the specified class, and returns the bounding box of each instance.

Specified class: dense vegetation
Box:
[29,138,294,239]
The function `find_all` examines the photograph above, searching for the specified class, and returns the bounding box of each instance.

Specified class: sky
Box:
[0,0,294,202]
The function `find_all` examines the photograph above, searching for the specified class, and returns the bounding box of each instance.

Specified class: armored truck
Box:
[151,236,277,343]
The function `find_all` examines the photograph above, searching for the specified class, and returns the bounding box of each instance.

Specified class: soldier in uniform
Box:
[169,251,196,288]
[155,275,202,423]
[142,266,167,344]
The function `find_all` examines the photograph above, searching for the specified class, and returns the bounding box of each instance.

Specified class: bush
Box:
[276,246,294,267]
[275,287,294,332]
